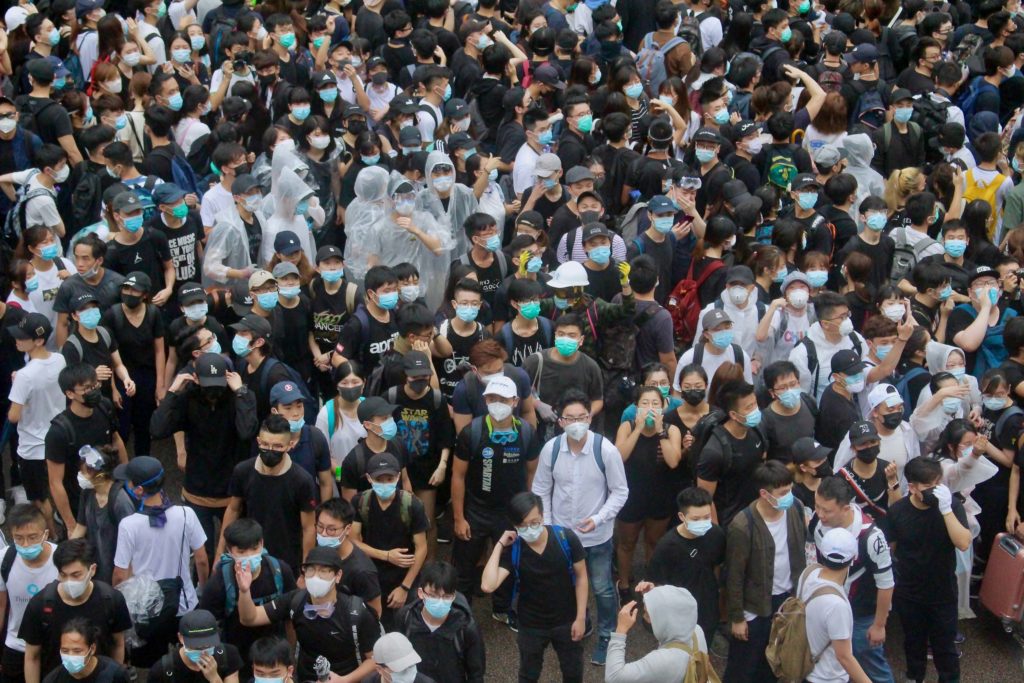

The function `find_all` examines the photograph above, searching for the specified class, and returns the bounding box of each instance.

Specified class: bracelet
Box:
[400,584,411,592]
[385,550,390,562]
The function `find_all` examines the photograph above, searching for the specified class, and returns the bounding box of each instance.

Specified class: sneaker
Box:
[506,611,519,633]
[491,611,509,625]
[591,636,610,666]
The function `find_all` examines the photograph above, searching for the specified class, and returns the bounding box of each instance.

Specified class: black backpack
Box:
[257,357,318,421]
[910,95,951,163]
[799,335,864,397]
[3,186,54,248]
[16,97,59,137]
[850,83,887,131]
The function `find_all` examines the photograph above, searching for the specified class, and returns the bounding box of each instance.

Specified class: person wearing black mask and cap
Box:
[835,420,902,538]
[152,352,258,560]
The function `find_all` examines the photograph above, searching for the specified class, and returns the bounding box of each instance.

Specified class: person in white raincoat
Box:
[202,174,266,289]
[343,165,390,286]
[364,175,454,311]
[262,140,324,265]
[416,150,479,259]
[910,343,982,455]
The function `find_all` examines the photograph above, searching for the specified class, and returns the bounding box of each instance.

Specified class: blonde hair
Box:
[884,167,923,212]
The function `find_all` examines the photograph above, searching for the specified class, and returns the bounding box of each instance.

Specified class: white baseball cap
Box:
[819,527,858,565]
[867,383,903,410]
[483,375,518,399]
[372,633,421,672]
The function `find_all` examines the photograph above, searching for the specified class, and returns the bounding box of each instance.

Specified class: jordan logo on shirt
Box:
[134,253,143,264]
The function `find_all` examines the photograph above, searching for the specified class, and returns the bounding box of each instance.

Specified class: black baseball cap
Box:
[302,546,343,570]
[316,245,343,263]
[357,395,398,423]
[791,437,831,463]
[581,222,612,242]
[71,292,99,312]
[179,610,220,649]
[402,351,432,377]
[122,271,152,293]
[195,353,228,387]
[229,314,272,339]
[366,452,401,477]
[178,283,207,305]
[849,420,879,447]
[7,312,52,341]
[831,349,866,375]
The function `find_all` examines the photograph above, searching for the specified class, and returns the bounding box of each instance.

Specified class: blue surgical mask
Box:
[377,291,399,310]
[168,93,184,111]
[488,168,498,182]
[288,418,304,432]
[53,77,66,90]
[443,83,452,101]
[773,266,788,283]
[713,109,730,125]
[944,239,967,258]
[319,88,338,103]
[771,491,794,510]
[184,647,214,664]
[942,396,961,414]
[949,367,966,379]
[685,519,713,537]
[424,596,454,619]
[361,154,380,166]
[866,213,887,231]
[624,83,644,99]
[695,148,715,164]
[40,243,60,260]
[296,200,310,215]
[797,192,817,210]
[257,292,278,310]
[484,234,501,251]
[78,308,101,330]
[317,534,342,548]
[538,129,554,146]
[984,396,1008,411]
[279,285,300,299]
[780,27,793,42]
[653,216,674,233]
[743,408,762,428]
[455,305,479,322]
[123,215,144,232]
[542,177,558,190]
[321,268,344,283]
[555,336,579,356]
[25,276,39,292]
[875,344,893,360]
[292,105,311,121]
[588,246,611,264]
[777,388,801,409]
[48,28,61,46]
[894,107,913,124]
[378,417,398,440]
[938,284,953,301]
[16,543,43,560]
[172,48,191,63]
[61,655,87,674]
[184,303,208,321]
[710,330,734,349]
[807,270,828,288]
[554,296,569,310]
[372,480,398,498]
[207,340,222,354]
[191,35,206,51]
[232,334,251,356]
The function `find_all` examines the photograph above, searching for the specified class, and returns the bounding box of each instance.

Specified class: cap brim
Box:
[112,463,129,481]
[229,320,254,333]
[180,295,206,305]
[385,651,422,672]
[367,465,401,477]
[197,374,227,388]
[850,435,878,447]
[6,326,31,340]
[405,368,432,377]
[182,634,220,650]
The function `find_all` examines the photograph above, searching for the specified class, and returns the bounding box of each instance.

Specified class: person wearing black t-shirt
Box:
[62,293,136,404]
[199,519,296,681]
[350,453,429,630]
[42,623,128,683]
[580,224,623,303]
[313,498,383,618]
[695,380,768,527]
[456,214,508,307]
[45,364,125,536]
[147,184,204,309]
[642,487,726,641]
[974,372,1024,560]
[838,421,902,538]
[482,491,588,682]
[888,458,971,683]
[333,265,400,377]
[919,221,977,298]
[146,610,242,683]
[908,263,950,337]
[1000,316,1024,405]
[339,397,412,499]
[218,415,318,573]
[309,246,361,397]
[104,192,175,301]
[499,277,551,367]
[815,353,864,451]
[433,279,488,399]
[238,546,380,681]
[268,381,332,501]
[165,284,228,384]
[231,314,292,422]
[789,173,834,257]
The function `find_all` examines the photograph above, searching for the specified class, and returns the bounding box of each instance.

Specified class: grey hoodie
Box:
[606,586,708,683]
[842,134,885,223]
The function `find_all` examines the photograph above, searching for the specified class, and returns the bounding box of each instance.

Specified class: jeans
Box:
[723,592,788,683]
[851,614,895,683]
[584,539,618,640]
[516,623,583,683]
[894,595,959,682]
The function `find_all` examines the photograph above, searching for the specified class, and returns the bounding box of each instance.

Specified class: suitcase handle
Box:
[999,535,1023,556]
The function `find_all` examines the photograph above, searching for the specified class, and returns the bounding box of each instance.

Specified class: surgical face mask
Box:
[319,87,338,102]
[78,308,101,330]
[780,27,793,42]
[944,239,967,258]
[948,366,966,379]
[16,542,43,559]
[389,667,417,683]
[844,373,865,393]
[777,388,801,409]
[257,292,278,310]
[361,154,380,166]
[487,401,513,422]
[517,301,542,320]
[424,596,454,619]
[728,286,749,306]
[292,105,311,121]
[881,412,903,430]
[433,175,454,192]
[894,107,913,124]
[773,266,788,283]
[874,344,893,360]
[770,491,795,510]
[191,35,205,51]
[588,245,611,264]
[287,417,304,432]
[232,335,252,356]
[576,114,594,133]
[106,79,123,94]
[455,304,479,322]
[40,243,60,260]
[591,68,602,84]
[554,336,579,356]
[624,83,644,99]
[123,215,144,232]
[317,533,342,548]
[882,304,904,322]
[0,118,16,135]
[713,108,730,126]
[305,575,334,599]
[984,396,1008,411]
[172,48,191,63]
[723,236,737,251]
[310,135,331,149]
[62,655,88,674]
[742,408,762,428]
[865,213,887,231]
[400,284,420,302]
[797,192,817,210]
[394,198,415,216]
[695,148,715,164]
[279,286,300,300]
[806,270,831,290]
[710,329,734,349]
[685,519,713,537]
[653,215,674,233]
[169,202,189,220]
[517,524,544,542]
[371,480,398,499]
[377,417,398,440]
[782,286,806,309]
[52,164,70,183]
[167,92,183,111]
[321,268,344,283]
[279,32,297,49]
[538,129,554,145]
[553,296,569,310]
[377,291,399,310]
[942,396,961,414]
[563,421,589,440]
[243,194,262,212]
[123,51,141,67]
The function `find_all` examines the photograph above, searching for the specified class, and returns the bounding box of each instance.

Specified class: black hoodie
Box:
[394,593,485,683]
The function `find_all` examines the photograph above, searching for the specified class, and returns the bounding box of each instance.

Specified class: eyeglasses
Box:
[560,414,590,423]
[302,566,338,580]
[315,523,346,535]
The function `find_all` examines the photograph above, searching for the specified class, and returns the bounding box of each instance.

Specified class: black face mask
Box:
[599,40,621,62]
[920,487,938,507]
[347,120,367,135]
[681,389,705,406]
[201,386,226,403]
[813,462,832,478]
[233,163,252,176]
[339,386,363,403]
[258,73,277,87]
[854,445,880,463]
[82,388,103,408]
[121,293,143,308]
[408,379,430,394]
[881,412,903,430]
[370,72,388,86]
[259,448,285,468]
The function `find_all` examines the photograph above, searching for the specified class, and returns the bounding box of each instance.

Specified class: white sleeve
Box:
[741,351,753,383]
[185,507,208,551]
[8,366,31,405]
[867,527,895,589]
[789,342,811,395]
[596,440,630,525]
[673,349,695,391]
[531,440,554,525]
[113,520,134,569]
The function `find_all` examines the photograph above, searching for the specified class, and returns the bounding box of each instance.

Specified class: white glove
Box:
[933,484,953,514]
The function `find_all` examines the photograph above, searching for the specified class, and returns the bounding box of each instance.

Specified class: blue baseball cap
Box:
[270,380,305,406]
[649,195,675,215]
[152,183,186,205]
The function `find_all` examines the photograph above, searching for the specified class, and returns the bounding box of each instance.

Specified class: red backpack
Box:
[667,258,726,346]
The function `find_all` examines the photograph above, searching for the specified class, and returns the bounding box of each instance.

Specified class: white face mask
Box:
[882,304,904,322]
[838,318,854,336]
[487,401,513,422]
[77,471,95,490]
[309,135,330,149]
[399,284,419,302]
[305,575,334,599]
[389,666,418,683]
[52,165,70,183]
[723,235,737,250]
[0,118,16,134]
[786,288,809,309]
[123,51,141,66]
[243,194,262,212]
[728,285,749,306]
[106,80,123,94]
[62,574,91,600]
[563,421,589,440]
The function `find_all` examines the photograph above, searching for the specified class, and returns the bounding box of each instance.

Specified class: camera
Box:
[233,51,253,72]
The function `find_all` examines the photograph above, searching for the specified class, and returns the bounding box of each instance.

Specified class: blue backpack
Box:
[258,357,318,422]
[510,524,575,605]
[150,146,202,197]
[956,76,999,120]
[894,366,928,418]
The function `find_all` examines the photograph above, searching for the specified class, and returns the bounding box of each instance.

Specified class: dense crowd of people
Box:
[1,0,1024,681]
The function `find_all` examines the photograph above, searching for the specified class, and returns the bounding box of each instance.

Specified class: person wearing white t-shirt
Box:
[0,504,58,683]
[137,0,168,68]
[0,145,71,239]
[674,308,753,392]
[800,527,871,683]
[7,313,67,521]
[691,265,765,370]
[513,111,555,196]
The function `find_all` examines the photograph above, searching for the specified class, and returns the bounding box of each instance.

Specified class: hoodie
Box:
[416,150,479,258]
[911,343,982,453]
[606,586,708,683]
[841,134,884,225]
[393,593,485,683]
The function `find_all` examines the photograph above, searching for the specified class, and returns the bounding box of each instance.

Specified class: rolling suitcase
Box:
[980,532,1024,622]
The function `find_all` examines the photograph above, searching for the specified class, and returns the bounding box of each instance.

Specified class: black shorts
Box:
[18,458,48,502]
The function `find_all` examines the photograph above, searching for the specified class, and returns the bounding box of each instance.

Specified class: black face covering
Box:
[82,388,103,408]
[681,389,705,406]
[347,120,368,136]
[258,73,277,87]
[920,487,938,508]
[201,386,226,403]
[813,462,832,478]
[259,448,285,468]
[854,445,880,463]
[121,293,143,308]
[881,412,903,430]
[408,379,430,394]
[339,386,363,403]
